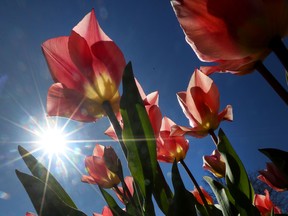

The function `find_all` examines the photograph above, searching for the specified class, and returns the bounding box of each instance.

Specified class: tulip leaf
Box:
[153,163,173,215]
[98,187,131,216]
[15,170,86,216]
[120,62,157,209]
[168,161,197,215]
[17,145,77,208]
[217,129,260,215]
[259,148,288,178]
[204,176,237,216]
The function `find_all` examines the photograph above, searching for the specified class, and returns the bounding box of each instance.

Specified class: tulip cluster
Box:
[17,1,288,216]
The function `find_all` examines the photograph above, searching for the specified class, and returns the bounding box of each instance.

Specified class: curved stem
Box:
[180,160,211,214]
[269,36,288,72]
[255,61,288,105]
[102,101,127,156]
[209,129,218,146]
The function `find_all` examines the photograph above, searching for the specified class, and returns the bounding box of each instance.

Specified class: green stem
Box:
[209,129,218,146]
[269,36,288,73]
[102,101,127,156]
[180,160,212,215]
[255,61,288,105]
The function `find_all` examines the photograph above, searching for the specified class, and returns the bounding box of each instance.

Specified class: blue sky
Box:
[0,0,287,215]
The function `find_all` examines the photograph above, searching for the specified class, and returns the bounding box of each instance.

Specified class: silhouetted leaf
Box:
[16,170,86,216]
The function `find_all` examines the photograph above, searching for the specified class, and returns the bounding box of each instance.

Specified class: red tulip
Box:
[254,189,282,215]
[203,149,225,178]
[82,144,120,188]
[157,116,189,163]
[172,69,232,138]
[171,0,288,74]
[258,162,288,192]
[105,79,162,139]
[191,186,214,205]
[42,9,125,122]
[93,206,113,216]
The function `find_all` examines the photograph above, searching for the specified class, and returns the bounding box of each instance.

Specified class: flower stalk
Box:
[102,101,127,156]
[255,61,288,105]
[180,159,212,215]
[269,37,288,73]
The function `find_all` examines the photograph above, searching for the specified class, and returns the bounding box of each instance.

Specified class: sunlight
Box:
[38,127,67,157]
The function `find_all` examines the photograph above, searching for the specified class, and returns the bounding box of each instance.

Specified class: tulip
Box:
[171,0,288,74]
[93,206,113,216]
[191,186,214,205]
[157,117,189,163]
[258,162,288,192]
[254,189,282,215]
[82,144,120,188]
[172,69,232,138]
[105,79,162,139]
[203,149,225,178]
[42,9,125,122]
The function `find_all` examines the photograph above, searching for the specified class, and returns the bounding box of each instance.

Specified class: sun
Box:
[38,127,67,157]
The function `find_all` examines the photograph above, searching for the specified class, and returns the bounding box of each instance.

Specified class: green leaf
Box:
[153,163,173,215]
[98,187,131,216]
[17,145,77,208]
[168,161,197,216]
[16,170,86,216]
[259,148,288,178]
[120,62,157,210]
[204,176,237,216]
[217,129,260,215]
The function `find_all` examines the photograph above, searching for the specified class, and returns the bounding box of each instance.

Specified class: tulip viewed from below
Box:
[171,0,288,74]
[82,144,120,188]
[203,149,225,178]
[42,9,126,122]
[172,69,233,138]
[157,116,189,163]
[258,162,288,192]
[254,189,282,215]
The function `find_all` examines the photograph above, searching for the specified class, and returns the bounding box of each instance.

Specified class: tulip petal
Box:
[42,37,85,91]
[68,31,94,79]
[91,41,125,87]
[218,105,233,122]
[47,83,101,122]
[72,9,110,46]
[171,0,247,61]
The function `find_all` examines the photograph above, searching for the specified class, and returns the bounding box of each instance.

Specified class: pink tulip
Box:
[191,186,214,205]
[157,117,189,163]
[82,144,120,188]
[254,189,282,215]
[171,0,288,74]
[172,69,232,138]
[42,9,125,122]
[105,79,162,139]
[93,206,113,216]
[203,149,225,178]
[258,162,288,192]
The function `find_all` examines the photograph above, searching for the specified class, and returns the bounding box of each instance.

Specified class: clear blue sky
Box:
[0,0,287,215]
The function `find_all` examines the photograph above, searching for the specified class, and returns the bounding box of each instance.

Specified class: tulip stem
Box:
[209,129,218,146]
[180,159,212,215]
[102,101,127,156]
[255,61,288,105]
[269,36,288,73]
